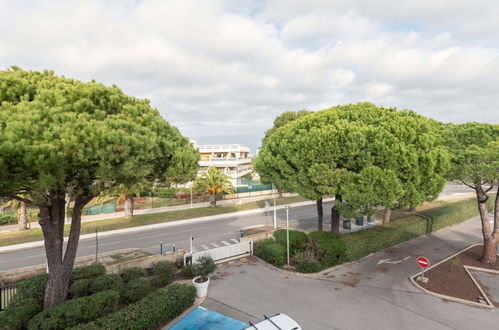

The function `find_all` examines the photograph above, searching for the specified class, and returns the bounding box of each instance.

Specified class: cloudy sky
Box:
[1,0,498,152]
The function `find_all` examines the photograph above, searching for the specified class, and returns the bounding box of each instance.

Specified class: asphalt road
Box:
[0,202,334,271]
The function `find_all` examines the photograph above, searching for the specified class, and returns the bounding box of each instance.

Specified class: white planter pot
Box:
[192,276,210,297]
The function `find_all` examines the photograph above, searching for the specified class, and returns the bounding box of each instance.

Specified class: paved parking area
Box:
[202,217,499,330]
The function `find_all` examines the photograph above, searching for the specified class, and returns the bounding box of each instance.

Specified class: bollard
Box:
[160,241,163,255]
[172,244,176,252]
[239,227,244,238]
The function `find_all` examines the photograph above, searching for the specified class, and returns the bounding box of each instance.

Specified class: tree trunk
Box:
[331,195,341,237]
[39,191,92,308]
[475,186,496,265]
[383,208,392,224]
[316,198,323,231]
[124,194,134,218]
[210,192,216,206]
[17,201,29,230]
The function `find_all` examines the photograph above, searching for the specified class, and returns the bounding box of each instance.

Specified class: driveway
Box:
[202,216,498,330]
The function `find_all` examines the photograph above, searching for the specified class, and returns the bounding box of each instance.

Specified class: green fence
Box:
[86,203,117,215]
[235,184,273,194]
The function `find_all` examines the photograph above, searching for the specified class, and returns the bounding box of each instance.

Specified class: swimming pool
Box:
[170,306,249,330]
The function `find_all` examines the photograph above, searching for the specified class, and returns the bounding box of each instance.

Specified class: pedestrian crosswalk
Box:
[189,238,242,252]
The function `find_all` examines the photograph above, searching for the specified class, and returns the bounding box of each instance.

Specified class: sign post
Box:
[417,256,429,282]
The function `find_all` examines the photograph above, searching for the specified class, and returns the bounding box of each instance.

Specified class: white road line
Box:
[201,244,209,250]
[211,242,220,248]
[230,238,239,243]
[221,240,230,246]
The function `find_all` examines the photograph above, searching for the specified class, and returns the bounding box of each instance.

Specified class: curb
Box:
[0,198,334,254]
[408,243,496,309]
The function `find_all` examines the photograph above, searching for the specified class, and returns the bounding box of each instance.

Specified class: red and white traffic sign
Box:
[417,256,429,268]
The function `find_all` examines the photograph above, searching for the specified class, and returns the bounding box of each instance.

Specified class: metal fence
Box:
[0,284,17,311]
[86,203,117,215]
[187,239,253,265]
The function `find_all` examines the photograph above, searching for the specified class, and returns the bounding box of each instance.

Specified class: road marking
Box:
[211,242,220,248]
[201,244,209,250]
[378,256,411,265]
[230,238,239,243]
[221,240,230,246]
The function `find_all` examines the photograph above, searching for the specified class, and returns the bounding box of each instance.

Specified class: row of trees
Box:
[255,103,498,265]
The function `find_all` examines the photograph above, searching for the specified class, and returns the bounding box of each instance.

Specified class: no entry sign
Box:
[417,256,429,268]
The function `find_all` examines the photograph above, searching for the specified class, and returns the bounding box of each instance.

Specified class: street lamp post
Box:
[272,183,277,229]
[286,205,290,267]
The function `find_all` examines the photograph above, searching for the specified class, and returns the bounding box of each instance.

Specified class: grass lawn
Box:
[0,195,307,247]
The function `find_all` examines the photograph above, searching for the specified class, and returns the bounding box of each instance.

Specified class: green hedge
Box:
[71,264,106,281]
[0,211,17,225]
[0,298,42,330]
[273,229,308,254]
[295,259,322,273]
[10,273,48,305]
[340,196,494,261]
[71,284,196,330]
[69,279,92,298]
[258,242,286,267]
[309,231,348,267]
[28,290,120,330]
[122,267,148,283]
[90,274,123,294]
[152,261,175,286]
[121,277,150,303]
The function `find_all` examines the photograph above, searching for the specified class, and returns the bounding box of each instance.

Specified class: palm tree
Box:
[2,199,29,230]
[194,166,235,206]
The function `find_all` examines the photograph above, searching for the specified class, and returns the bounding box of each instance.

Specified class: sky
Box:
[1,0,498,153]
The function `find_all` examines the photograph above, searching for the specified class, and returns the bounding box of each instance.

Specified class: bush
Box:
[153,187,177,198]
[10,273,48,305]
[152,261,175,286]
[28,290,119,330]
[309,231,348,267]
[71,284,196,330]
[121,277,150,303]
[258,242,286,267]
[192,256,216,281]
[273,229,308,254]
[0,298,42,330]
[253,238,275,256]
[181,264,194,278]
[0,211,17,225]
[71,264,106,281]
[295,259,322,273]
[90,274,123,294]
[69,279,92,298]
[121,267,148,283]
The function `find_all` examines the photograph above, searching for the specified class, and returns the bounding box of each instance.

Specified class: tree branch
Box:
[6,194,34,205]
[459,179,477,190]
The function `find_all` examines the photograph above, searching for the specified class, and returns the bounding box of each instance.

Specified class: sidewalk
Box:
[0,193,296,233]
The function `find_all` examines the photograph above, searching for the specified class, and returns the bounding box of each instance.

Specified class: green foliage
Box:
[69,279,92,298]
[253,238,275,256]
[71,284,196,330]
[0,211,17,225]
[308,231,348,267]
[450,256,461,272]
[10,273,48,305]
[255,102,449,220]
[295,259,322,273]
[71,264,106,281]
[194,166,235,195]
[181,265,194,278]
[90,274,123,294]
[152,261,175,286]
[152,187,177,198]
[121,277,150,303]
[261,110,311,146]
[192,256,216,280]
[27,290,120,330]
[242,172,253,181]
[273,229,308,254]
[121,267,148,283]
[257,242,286,267]
[0,298,42,330]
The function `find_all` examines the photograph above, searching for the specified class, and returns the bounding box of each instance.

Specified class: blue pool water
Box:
[171,306,249,330]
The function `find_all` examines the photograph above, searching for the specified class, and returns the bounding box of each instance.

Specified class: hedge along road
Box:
[0,202,334,271]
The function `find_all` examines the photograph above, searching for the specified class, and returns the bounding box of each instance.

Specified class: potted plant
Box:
[192,255,216,297]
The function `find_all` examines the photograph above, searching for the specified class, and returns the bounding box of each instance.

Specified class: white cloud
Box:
[0,0,498,152]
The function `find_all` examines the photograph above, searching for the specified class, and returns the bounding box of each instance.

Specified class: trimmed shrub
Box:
[121,277,150,303]
[295,259,322,273]
[28,290,120,330]
[152,261,175,286]
[253,238,275,256]
[0,211,17,225]
[122,267,147,283]
[0,297,42,330]
[273,229,307,254]
[181,264,194,278]
[259,242,286,267]
[71,264,106,281]
[71,284,196,330]
[309,231,348,267]
[90,274,123,294]
[69,279,92,298]
[192,256,216,281]
[10,273,48,305]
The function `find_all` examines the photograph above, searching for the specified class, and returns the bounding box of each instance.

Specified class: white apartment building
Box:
[197,144,253,186]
